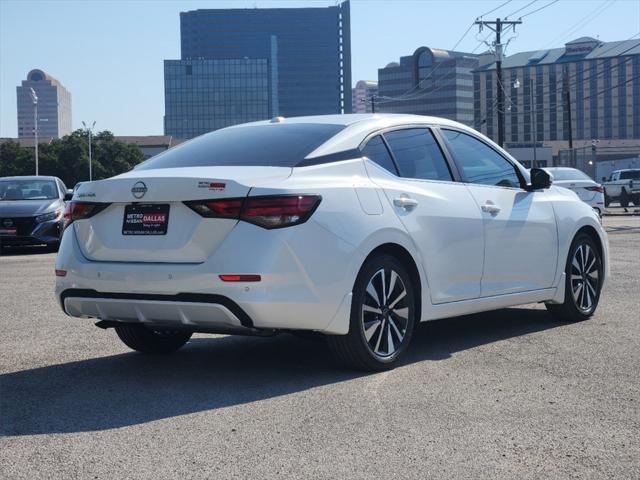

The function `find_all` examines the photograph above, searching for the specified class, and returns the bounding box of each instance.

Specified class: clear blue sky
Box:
[1,0,638,137]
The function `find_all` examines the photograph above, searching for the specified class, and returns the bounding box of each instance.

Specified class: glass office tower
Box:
[165,1,351,138]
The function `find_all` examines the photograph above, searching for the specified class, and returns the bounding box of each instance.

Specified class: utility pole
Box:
[563,69,573,150]
[82,121,96,181]
[530,79,537,168]
[475,18,522,147]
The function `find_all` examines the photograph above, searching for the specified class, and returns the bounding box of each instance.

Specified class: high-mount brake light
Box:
[63,202,110,229]
[184,195,321,229]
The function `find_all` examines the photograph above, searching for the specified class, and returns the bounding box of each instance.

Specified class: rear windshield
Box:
[136,123,345,170]
[620,170,640,180]
[547,169,592,181]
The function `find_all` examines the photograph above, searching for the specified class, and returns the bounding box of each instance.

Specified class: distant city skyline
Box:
[1,0,638,136]
[165,3,351,138]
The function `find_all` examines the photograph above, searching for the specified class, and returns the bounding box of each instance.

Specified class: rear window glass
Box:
[620,171,640,180]
[136,123,345,170]
[547,169,592,181]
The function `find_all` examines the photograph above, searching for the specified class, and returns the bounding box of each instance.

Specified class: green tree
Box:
[0,141,34,177]
[0,130,145,187]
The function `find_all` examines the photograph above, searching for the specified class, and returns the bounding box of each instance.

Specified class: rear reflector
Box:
[55,269,67,277]
[219,274,261,282]
[185,194,321,229]
[586,185,605,193]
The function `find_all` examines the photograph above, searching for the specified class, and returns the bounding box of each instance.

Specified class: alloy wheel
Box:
[570,243,600,313]
[361,268,410,358]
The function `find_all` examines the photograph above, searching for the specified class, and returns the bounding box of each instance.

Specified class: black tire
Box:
[620,189,629,208]
[632,194,640,207]
[604,193,610,208]
[327,254,417,371]
[546,233,603,322]
[115,324,192,354]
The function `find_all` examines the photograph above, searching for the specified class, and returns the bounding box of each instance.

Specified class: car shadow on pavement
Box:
[1,307,561,436]
[0,245,56,256]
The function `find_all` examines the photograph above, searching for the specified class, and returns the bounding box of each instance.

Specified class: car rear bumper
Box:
[60,289,261,334]
[55,220,359,334]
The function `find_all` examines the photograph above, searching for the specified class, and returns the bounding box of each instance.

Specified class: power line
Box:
[451,22,476,52]
[479,0,515,18]
[519,0,560,18]
[541,0,615,49]
[505,0,537,19]
[495,49,638,102]
[486,73,640,117]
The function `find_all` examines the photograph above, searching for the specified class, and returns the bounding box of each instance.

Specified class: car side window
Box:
[383,128,452,181]
[361,135,398,175]
[441,129,521,189]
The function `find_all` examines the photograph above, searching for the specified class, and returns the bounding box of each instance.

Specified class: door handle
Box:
[393,196,418,209]
[481,202,501,215]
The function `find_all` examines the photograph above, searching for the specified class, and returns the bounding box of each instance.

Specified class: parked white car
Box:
[545,167,605,215]
[55,114,608,370]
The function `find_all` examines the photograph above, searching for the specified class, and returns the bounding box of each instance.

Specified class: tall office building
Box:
[377,47,480,125]
[474,37,640,145]
[164,1,351,139]
[16,69,72,139]
[352,80,378,113]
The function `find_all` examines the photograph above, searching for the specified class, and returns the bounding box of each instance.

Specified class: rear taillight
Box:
[585,185,605,193]
[63,202,110,229]
[184,198,243,219]
[184,195,321,229]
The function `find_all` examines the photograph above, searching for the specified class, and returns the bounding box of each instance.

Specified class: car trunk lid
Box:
[72,166,291,263]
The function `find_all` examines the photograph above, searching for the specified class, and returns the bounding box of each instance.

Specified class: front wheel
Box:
[546,233,603,322]
[327,254,417,371]
[115,324,192,354]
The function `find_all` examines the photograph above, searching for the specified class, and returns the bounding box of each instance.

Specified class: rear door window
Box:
[383,128,452,181]
[361,135,398,175]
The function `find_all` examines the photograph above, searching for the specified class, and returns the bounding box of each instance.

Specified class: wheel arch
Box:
[574,224,604,272]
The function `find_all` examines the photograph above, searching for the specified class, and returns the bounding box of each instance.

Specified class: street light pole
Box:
[30,88,39,175]
[82,121,96,181]
[530,78,537,169]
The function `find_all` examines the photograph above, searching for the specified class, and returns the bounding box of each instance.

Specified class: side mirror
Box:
[529,168,553,190]
[64,192,74,201]
[601,176,607,182]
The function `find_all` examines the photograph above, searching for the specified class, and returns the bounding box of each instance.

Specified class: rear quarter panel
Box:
[247,158,430,333]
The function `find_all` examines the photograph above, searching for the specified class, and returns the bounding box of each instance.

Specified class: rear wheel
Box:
[620,189,629,208]
[327,255,416,371]
[546,233,603,322]
[115,324,192,354]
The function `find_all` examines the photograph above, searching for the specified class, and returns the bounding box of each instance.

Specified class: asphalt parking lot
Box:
[1,215,638,479]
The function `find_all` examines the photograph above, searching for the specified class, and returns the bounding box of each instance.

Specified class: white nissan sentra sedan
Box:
[55,114,608,370]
